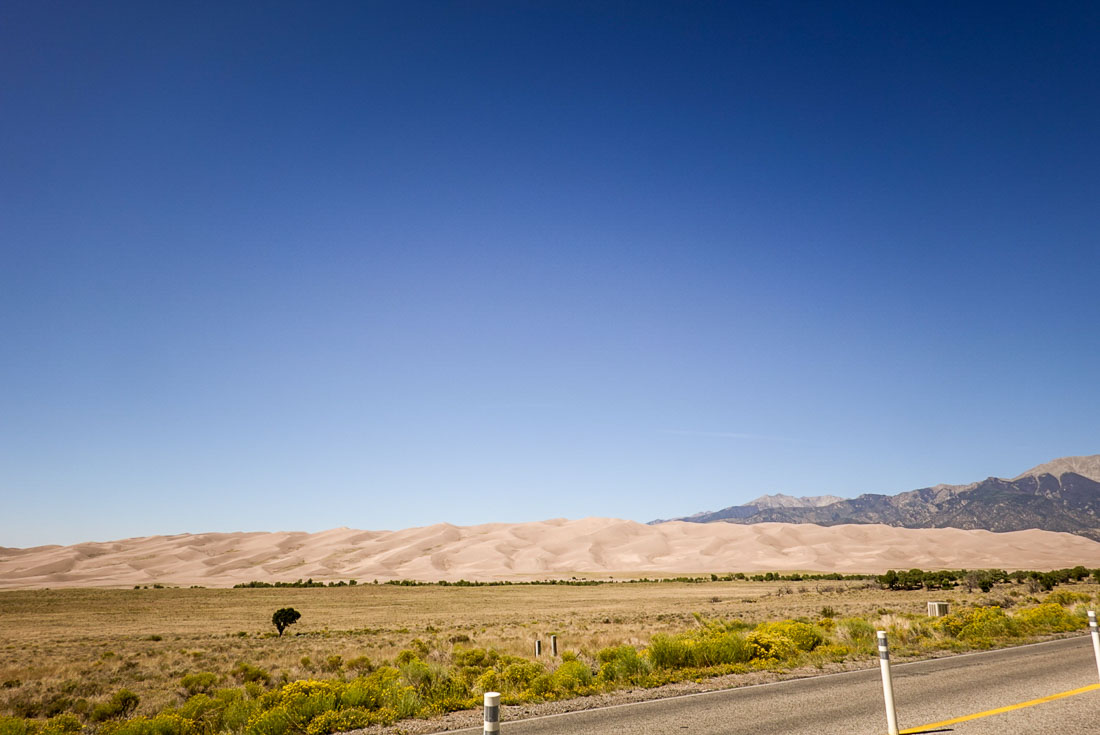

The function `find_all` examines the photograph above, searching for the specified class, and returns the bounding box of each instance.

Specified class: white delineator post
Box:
[535,639,542,657]
[1089,611,1100,682]
[483,692,500,735]
[878,631,900,735]
[551,634,558,656]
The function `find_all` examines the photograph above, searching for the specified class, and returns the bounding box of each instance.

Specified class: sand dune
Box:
[1,519,1098,589]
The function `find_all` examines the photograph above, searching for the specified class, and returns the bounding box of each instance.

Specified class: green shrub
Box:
[272,680,340,718]
[814,643,850,662]
[1015,603,1083,634]
[303,709,375,735]
[1045,590,1091,607]
[39,716,81,735]
[646,627,752,669]
[393,650,419,666]
[838,617,876,653]
[755,621,824,651]
[702,632,752,666]
[501,661,546,691]
[232,664,271,686]
[345,656,373,674]
[473,671,500,694]
[173,695,219,726]
[646,634,691,669]
[0,718,36,735]
[98,715,194,735]
[529,674,553,697]
[243,707,289,735]
[595,645,650,683]
[176,686,255,729]
[341,669,406,710]
[549,660,593,695]
[398,659,432,690]
[180,673,219,696]
[938,606,1017,642]
[451,648,499,668]
[90,690,140,723]
[388,686,421,719]
[221,696,256,732]
[337,668,425,717]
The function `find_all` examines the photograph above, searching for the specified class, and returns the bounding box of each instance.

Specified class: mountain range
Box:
[655,454,1100,541]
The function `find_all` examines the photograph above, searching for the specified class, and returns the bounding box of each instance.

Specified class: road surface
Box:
[439,635,1100,735]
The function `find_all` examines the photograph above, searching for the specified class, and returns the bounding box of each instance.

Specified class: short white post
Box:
[535,639,541,657]
[483,692,500,735]
[1089,611,1100,682]
[551,634,558,656]
[878,631,900,735]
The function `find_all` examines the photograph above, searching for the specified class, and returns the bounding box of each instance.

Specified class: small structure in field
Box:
[927,601,949,617]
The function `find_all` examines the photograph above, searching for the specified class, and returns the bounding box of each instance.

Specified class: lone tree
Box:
[272,607,301,636]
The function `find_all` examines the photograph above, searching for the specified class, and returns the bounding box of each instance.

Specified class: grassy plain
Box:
[1,579,1096,729]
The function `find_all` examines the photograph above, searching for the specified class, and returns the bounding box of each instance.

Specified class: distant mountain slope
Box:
[653,493,846,524]
[657,454,1100,541]
[749,493,846,509]
[1015,455,1100,483]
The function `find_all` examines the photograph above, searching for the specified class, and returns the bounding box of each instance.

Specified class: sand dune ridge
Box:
[1,519,1098,589]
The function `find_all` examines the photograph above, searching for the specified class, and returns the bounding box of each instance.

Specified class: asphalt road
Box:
[440,636,1100,735]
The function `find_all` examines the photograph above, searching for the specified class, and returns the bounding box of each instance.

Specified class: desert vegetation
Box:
[1,574,1097,735]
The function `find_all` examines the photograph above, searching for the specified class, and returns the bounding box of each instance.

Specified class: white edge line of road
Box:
[424,633,1090,735]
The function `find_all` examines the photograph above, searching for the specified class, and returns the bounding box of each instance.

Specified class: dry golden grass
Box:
[1,580,1094,721]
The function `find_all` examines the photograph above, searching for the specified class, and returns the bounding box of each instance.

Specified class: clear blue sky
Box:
[2,2,1098,547]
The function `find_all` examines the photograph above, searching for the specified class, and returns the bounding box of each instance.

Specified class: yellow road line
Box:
[899,682,1100,733]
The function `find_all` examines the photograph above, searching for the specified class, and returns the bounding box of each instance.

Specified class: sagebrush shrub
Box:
[39,716,82,735]
[0,717,34,735]
[473,670,499,694]
[99,714,195,735]
[838,617,875,652]
[231,664,270,686]
[937,606,1017,642]
[451,648,499,668]
[1045,590,1091,607]
[345,656,373,674]
[595,645,650,683]
[90,690,140,723]
[646,634,690,669]
[501,661,545,691]
[398,659,432,690]
[549,661,592,695]
[243,706,289,735]
[180,673,218,697]
[1014,603,1082,634]
[303,708,374,735]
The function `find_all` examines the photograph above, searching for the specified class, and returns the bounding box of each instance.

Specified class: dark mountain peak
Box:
[656,454,1100,541]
